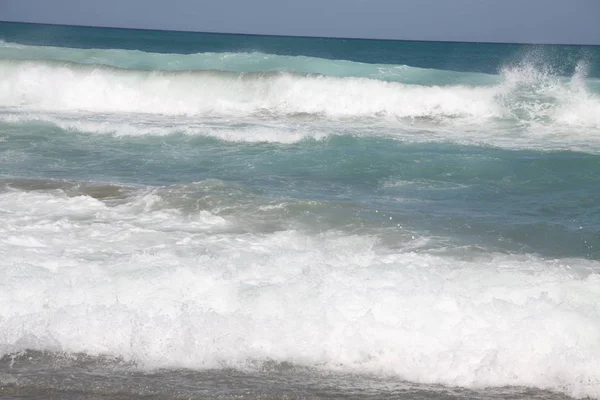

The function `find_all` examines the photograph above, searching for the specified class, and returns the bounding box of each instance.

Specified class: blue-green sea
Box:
[0,22,599,400]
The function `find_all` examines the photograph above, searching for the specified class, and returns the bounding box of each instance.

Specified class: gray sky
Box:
[1,0,599,45]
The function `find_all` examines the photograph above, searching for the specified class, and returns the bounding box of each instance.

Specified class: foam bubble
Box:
[1,187,600,398]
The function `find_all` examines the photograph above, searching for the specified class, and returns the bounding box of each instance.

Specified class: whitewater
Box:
[1,22,599,400]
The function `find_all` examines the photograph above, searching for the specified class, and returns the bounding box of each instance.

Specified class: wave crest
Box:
[1,59,598,130]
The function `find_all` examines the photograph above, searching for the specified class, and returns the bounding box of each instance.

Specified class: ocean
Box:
[0,21,599,399]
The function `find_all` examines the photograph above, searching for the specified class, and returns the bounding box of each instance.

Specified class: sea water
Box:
[0,22,599,399]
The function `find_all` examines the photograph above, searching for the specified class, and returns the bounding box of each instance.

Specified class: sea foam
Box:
[1,59,598,131]
[1,187,599,398]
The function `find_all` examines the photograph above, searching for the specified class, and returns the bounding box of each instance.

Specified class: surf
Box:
[2,23,600,400]
[1,183,600,398]
[1,58,598,128]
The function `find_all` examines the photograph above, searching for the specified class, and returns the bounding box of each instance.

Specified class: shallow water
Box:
[0,351,579,400]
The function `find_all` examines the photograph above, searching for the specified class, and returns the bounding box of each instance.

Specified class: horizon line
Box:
[1,20,599,48]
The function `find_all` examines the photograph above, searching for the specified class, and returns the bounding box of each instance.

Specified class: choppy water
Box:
[1,22,599,399]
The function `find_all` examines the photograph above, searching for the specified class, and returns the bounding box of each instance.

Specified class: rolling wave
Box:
[1,59,598,129]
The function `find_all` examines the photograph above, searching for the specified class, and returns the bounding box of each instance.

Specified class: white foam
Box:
[1,188,600,398]
[499,63,600,130]
[0,111,333,144]
[0,60,501,120]
[1,59,599,137]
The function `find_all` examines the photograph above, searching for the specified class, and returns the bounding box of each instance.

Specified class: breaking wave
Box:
[0,184,599,398]
[0,59,598,129]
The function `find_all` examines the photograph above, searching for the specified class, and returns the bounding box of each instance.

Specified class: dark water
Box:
[1,21,600,77]
[0,352,578,400]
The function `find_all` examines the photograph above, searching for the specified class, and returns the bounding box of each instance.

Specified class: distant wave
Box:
[0,40,498,85]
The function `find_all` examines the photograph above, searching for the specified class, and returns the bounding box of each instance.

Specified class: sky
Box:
[1,0,599,45]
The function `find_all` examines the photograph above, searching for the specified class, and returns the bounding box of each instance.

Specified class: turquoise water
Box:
[1,22,599,399]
